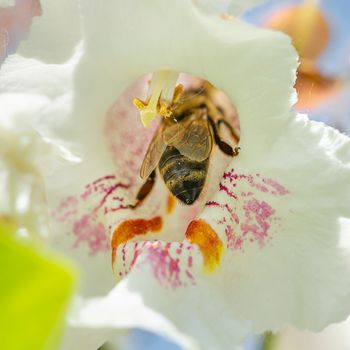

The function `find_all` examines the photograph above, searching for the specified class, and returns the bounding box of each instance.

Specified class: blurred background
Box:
[241,0,350,135]
[1,0,350,349]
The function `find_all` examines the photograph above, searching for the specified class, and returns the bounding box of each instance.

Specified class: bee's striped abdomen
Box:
[159,146,209,205]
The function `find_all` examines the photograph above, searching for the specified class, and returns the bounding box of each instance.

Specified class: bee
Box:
[130,84,240,207]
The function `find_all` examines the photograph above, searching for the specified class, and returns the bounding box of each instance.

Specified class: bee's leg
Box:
[208,117,240,157]
[217,118,240,144]
[128,170,156,209]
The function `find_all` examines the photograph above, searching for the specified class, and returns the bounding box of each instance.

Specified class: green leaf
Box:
[0,224,76,350]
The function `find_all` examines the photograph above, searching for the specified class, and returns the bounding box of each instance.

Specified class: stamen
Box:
[133,70,183,127]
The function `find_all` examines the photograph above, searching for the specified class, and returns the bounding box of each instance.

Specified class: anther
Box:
[133,70,183,127]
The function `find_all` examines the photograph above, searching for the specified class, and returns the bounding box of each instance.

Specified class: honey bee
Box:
[130,84,240,207]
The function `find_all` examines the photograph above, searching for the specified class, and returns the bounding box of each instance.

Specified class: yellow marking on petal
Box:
[111,216,163,267]
[133,70,183,127]
[166,194,176,215]
[185,219,223,273]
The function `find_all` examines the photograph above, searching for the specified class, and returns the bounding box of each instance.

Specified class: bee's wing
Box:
[140,124,167,180]
[167,109,213,161]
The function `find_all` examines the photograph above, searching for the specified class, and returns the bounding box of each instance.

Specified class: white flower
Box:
[2,0,350,349]
[194,0,265,15]
[270,316,350,350]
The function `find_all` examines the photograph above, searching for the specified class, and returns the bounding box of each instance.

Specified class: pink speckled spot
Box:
[222,169,289,196]
[241,199,275,246]
[144,242,196,289]
[52,196,78,223]
[262,177,290,196]
[53,175,131,255]
[73,215,109,255]
[114,241,197,288]
[225,225,244,250]
[224,203,239,224]
[206,169,289,251]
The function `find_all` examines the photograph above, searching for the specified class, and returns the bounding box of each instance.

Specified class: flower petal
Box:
[80,240,250,350]
[18,0,82,63]
[63,0,296,168]
[194,115,350,332]
[193,0,232,14]
[193,0,265,16]
[274,316,350,350]
[62,286,201,350]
